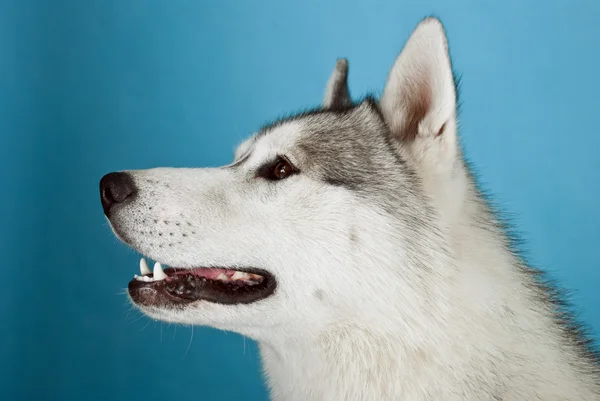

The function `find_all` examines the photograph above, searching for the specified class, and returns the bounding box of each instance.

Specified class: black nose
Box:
[99,172,137,216]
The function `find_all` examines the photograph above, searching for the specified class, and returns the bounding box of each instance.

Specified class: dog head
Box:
[101,18,461,341]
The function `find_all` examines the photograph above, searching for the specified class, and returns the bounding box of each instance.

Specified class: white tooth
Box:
[216,273,229,281]
[231,271,249,280]
[140,258,151,275]
[153,262,168,281]
[249,273,262,280]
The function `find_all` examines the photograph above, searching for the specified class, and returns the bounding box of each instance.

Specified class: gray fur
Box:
[323,58,352,109]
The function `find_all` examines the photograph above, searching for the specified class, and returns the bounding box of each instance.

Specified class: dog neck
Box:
[257,321,462,401]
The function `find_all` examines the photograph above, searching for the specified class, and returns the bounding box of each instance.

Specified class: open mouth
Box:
[128,258,276,307]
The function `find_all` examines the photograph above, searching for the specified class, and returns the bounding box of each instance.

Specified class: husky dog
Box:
[100,18,599,401]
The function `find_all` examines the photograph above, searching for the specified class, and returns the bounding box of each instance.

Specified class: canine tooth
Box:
[216,273,229,281]
[231,271,249,280]
[153,262,168,281]
[140,258,151,275]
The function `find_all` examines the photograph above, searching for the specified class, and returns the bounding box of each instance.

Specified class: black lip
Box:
[128,267,276,307]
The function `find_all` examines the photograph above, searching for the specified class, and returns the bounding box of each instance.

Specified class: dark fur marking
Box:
[324,177,356,189]
[349,226,358,245]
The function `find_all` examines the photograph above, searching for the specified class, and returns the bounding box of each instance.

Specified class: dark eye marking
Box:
[256,156,299,181]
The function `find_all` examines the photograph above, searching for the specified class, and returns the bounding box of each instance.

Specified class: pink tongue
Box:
[172,268,233,279]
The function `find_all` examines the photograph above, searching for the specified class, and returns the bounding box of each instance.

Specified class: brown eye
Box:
[257,157,298,181]
[273,159,293,179]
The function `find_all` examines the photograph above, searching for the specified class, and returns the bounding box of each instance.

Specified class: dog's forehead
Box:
[232,121,304,167]
[238,102,385,166]
[256,120,306,157]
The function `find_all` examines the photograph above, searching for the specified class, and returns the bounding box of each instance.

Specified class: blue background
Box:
[1,1,599,400]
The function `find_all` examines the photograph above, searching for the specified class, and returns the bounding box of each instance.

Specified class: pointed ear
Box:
[380,18,458,160]
[323,58,352,109]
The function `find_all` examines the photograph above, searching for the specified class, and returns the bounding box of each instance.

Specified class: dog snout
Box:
[99,172,137,217]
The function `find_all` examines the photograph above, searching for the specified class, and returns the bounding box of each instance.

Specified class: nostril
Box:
[99,172,137,217]
[101,185,115,209]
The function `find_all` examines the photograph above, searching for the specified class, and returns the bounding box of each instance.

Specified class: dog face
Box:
[101,18,459,341]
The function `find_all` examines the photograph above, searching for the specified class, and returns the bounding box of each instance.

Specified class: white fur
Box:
[107,18,599,400]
